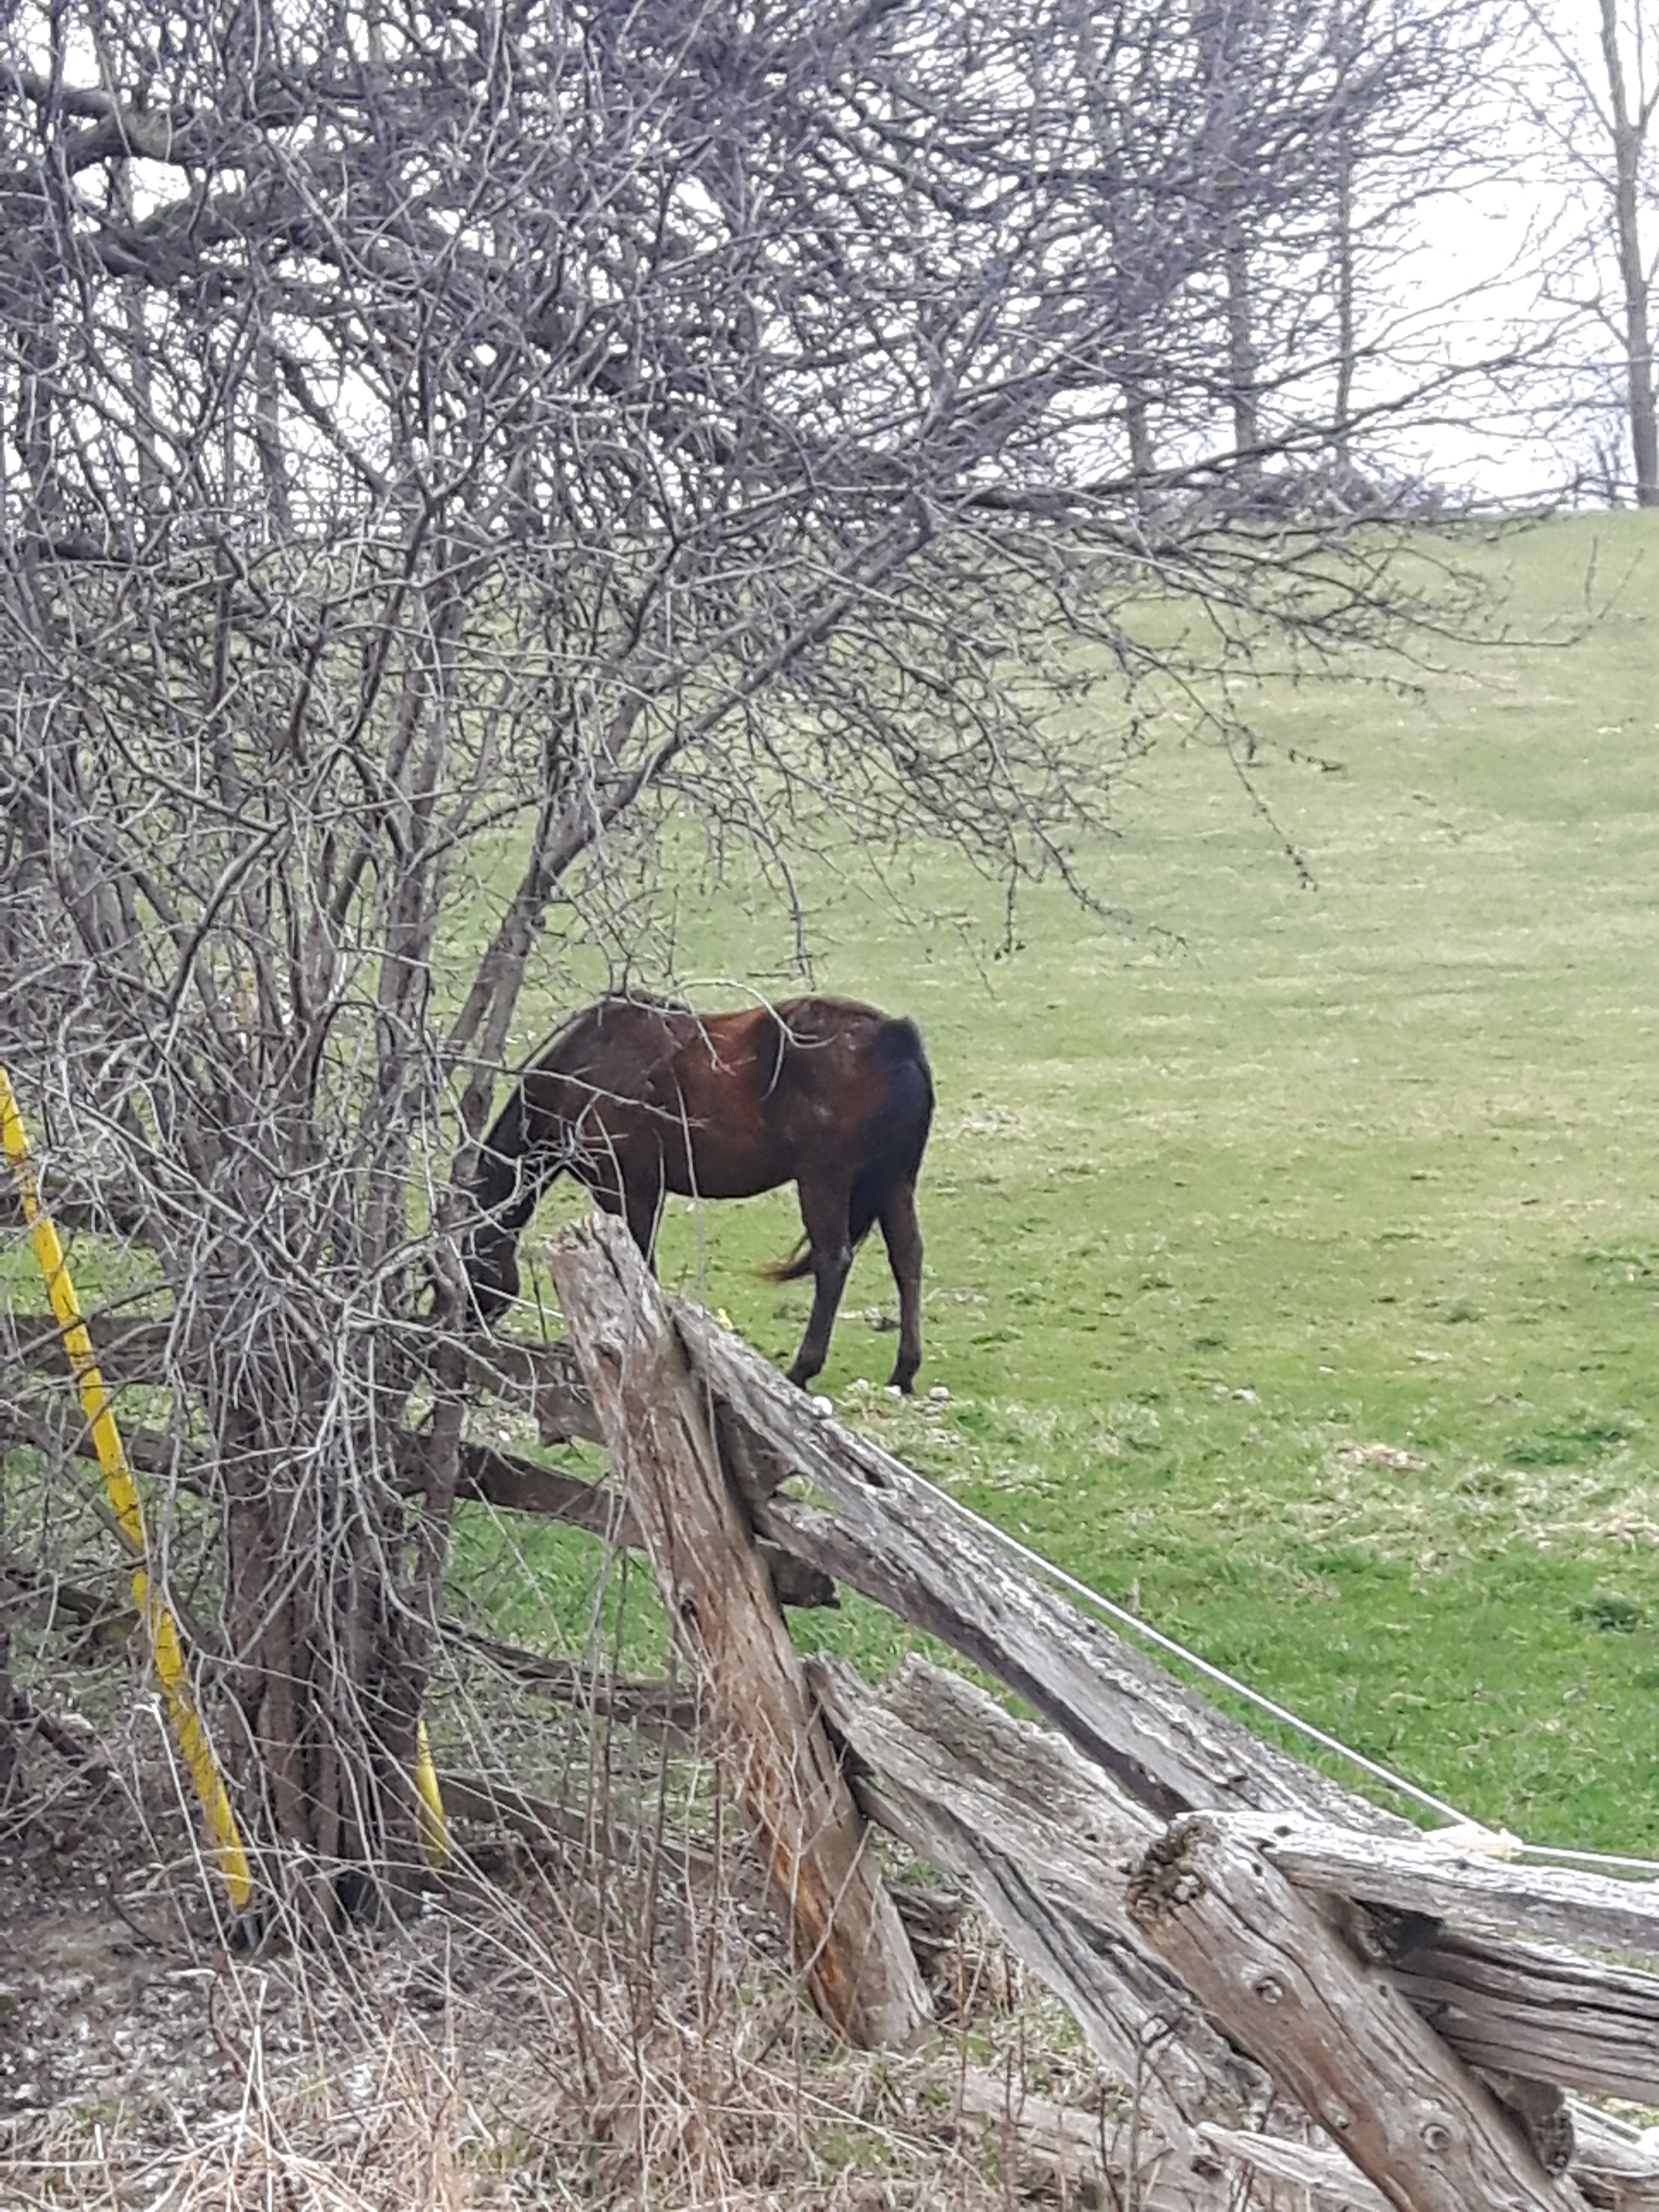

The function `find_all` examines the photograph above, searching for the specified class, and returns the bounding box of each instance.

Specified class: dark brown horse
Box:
[464,994,934,1391]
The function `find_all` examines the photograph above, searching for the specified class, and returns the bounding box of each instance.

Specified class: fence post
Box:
[550,1215,931,2049]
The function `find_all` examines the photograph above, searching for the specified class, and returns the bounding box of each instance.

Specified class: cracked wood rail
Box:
[1224,1811,1659,1970]
[810,1652,1269,2207]
[818,1656,1587,2212]
[1130,1815,1585,2212]
[675,1301,1659,2111]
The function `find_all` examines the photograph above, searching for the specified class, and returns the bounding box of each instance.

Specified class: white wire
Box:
[1504,1842,1659,1875]
[931,1484,1475,1824]
[927,1479,1659,1876]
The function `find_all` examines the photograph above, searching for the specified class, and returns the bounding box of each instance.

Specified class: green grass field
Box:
[460,513,1659,1857]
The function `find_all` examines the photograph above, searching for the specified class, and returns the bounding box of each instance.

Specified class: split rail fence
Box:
[541,1218,1659,2212]
[14,1210,1659,2210]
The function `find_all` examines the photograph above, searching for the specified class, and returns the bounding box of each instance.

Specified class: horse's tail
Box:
[848,1016,933,1244]
[759,1014,933,1283]
[759,1239,814,1285]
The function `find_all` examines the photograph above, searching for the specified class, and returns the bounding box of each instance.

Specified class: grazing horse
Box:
[464,994,934,1391]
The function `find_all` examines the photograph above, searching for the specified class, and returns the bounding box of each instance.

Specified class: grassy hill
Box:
[466,513,1659,1855]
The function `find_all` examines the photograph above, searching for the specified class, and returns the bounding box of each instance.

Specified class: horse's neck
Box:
[474,1087,555,1229]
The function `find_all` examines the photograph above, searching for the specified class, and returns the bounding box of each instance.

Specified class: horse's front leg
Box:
[585,1159,664,1272]
[785,1178,854,1390]
[878,1180,924,1393]
[622,1170,665,1269]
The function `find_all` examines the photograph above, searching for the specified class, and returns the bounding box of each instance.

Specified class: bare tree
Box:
[1523,0,1659,503]
[0,0,1509,1922]
[1184,0,1525,505]
[1081,0,1522,504]
[1317,0,1523,480]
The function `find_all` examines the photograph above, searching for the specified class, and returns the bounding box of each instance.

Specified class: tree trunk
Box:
[1333,129,1357,470]
[1225,228,1261,464]
[1600,0,1659,504]
[213,1345,451,1930]
[1126,384,1158,480]
[1194,0,1262,474]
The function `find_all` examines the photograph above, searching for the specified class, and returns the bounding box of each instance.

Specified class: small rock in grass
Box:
[926,1385,950,1403]
[1349,1442,1427,1474]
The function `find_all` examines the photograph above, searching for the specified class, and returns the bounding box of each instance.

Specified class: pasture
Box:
[463,513,1659,1856]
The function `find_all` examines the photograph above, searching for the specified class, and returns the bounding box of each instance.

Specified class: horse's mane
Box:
[599,987,693,1016]
[470,991,694,1214]
[520,999,600,1070]
[531,988,691,1056]
[469,1004,599,1207]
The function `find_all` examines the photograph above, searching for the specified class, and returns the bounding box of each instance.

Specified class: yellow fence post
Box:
[0,1068,253,1912]
[415,1715,448,1870]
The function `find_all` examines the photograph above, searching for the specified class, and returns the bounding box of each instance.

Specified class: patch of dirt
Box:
[0,1714,236,2143]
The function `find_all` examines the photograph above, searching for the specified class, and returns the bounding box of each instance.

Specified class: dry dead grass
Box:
[0,1708,1120,2212]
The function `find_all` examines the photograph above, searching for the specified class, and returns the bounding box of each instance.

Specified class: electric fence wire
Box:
[933,1478,1659,1880]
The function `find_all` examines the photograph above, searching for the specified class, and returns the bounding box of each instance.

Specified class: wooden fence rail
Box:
[548,1220,931,2051]
[814,1651,1582,2212]
[1225,1812,1659,1967]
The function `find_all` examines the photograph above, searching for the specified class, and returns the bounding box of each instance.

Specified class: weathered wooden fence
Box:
[13,1212,1659,2209]
[542,1217,1659,2212]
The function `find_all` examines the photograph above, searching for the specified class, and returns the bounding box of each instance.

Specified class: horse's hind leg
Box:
[878,1180,924,1393]
[622,1171,665,1268]
[785,1177,854,1390]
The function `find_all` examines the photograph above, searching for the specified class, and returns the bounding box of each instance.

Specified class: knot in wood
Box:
[1252,1973,1284,2005]
[1127,1816,1211,1927]
[1419,2117,1453,2154]
[1349,1899,1442,1965]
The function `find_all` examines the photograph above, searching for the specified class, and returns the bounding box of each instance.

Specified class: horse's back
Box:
[768,996,928,1088]
[518,991,930,1193]
[533,989,917,1063]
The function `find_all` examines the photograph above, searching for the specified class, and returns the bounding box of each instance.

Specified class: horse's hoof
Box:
[887,1369,917,1395]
